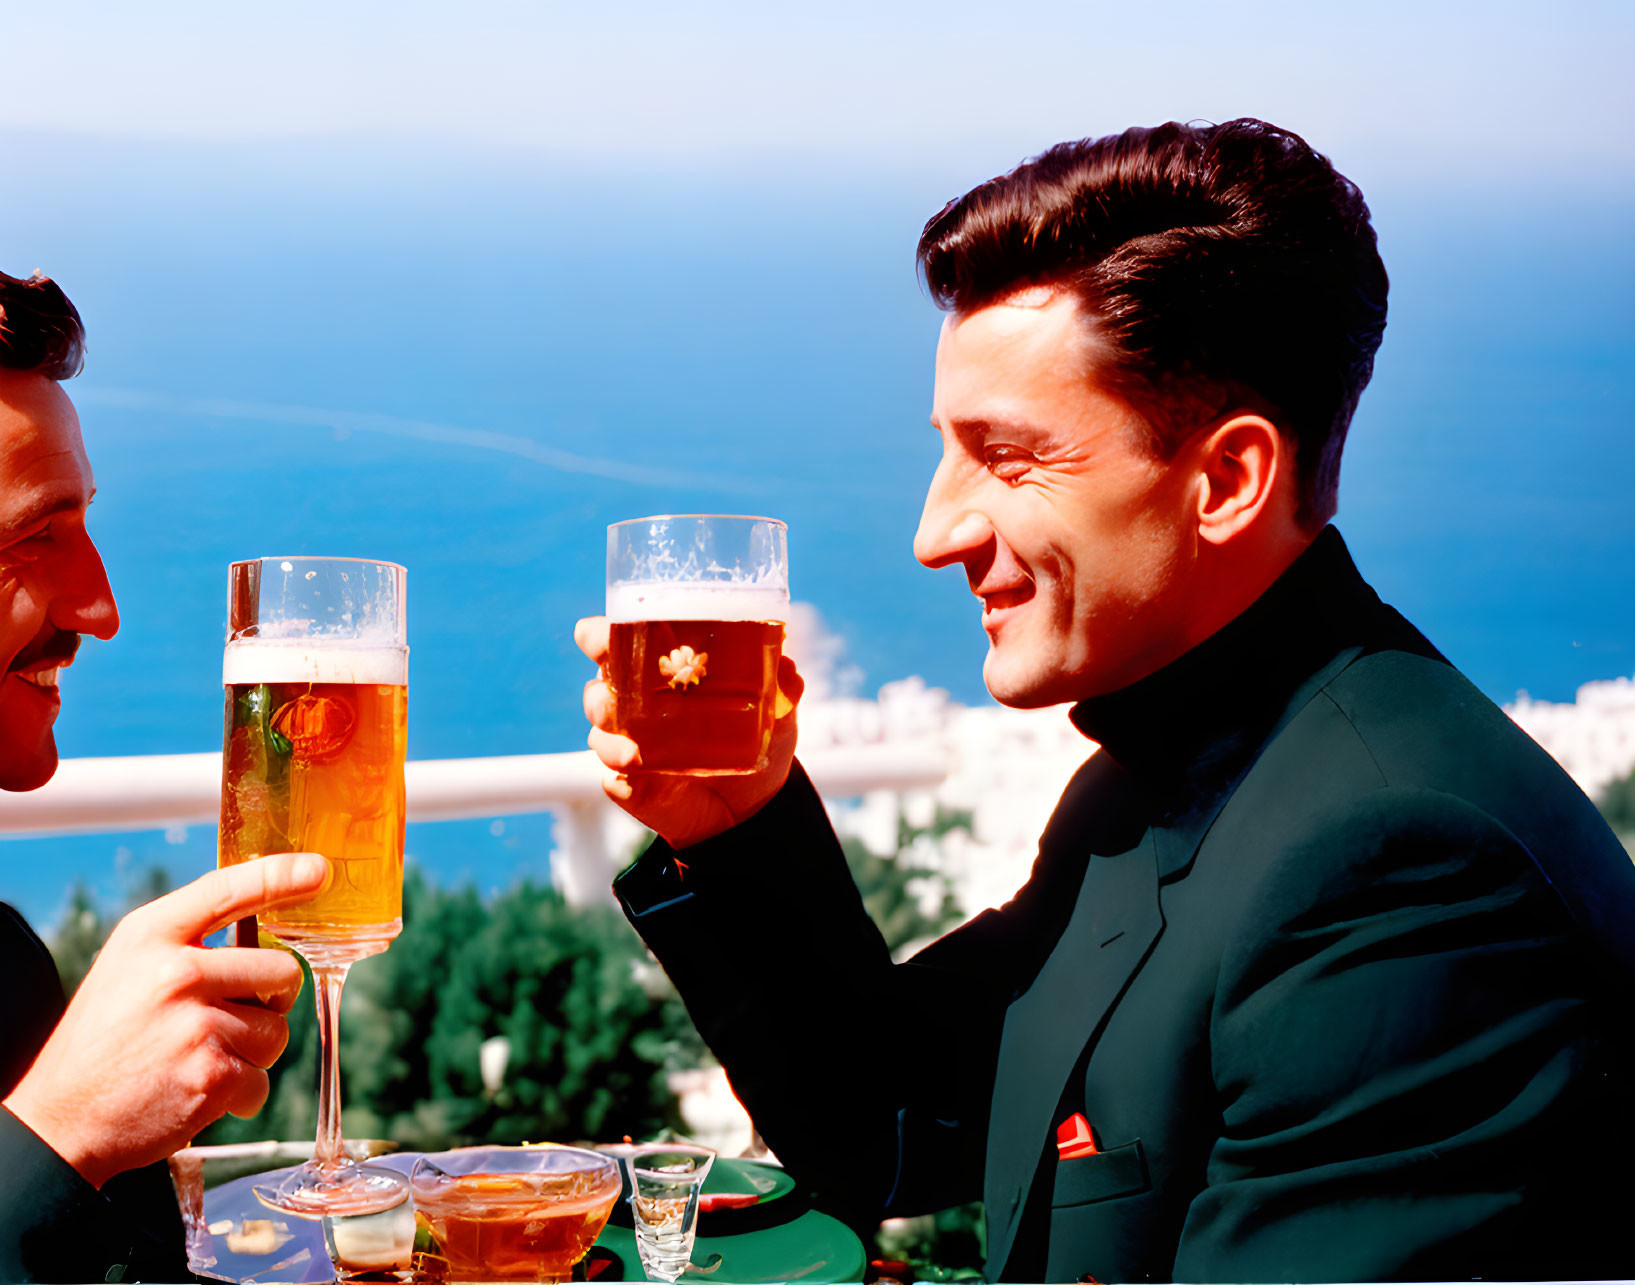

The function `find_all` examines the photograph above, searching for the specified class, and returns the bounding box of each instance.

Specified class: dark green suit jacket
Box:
[0,904,189,1282]
[616,529,1635,1281]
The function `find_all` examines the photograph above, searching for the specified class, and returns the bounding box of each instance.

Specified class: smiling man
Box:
[0,269,330,1282]
[0,361,118,790]
[578,120,1635,1281]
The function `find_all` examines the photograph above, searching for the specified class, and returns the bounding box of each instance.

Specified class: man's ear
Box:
[1193,414,1291,546]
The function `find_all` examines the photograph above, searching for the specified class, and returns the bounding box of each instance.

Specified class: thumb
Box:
[149,853,332,943]
[774,655,805,719]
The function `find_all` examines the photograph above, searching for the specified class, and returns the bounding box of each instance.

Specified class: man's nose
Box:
[53,534,120,642]
[914,464,995,571]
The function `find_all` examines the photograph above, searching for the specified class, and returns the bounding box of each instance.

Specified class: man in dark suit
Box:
[0,268,330,1281]
[576,119,1635,1281]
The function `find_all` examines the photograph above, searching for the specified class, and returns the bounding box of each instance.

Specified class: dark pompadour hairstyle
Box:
[916,118,1388,525]
[0,269,86,380]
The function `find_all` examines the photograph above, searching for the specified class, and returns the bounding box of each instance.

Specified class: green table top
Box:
[596,1210,864,1283]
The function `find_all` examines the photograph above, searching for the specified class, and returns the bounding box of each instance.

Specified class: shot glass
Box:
[322,1200,416,1281]
[625,1145,716,1283]
[167,1141,302,1278]
[166,1148,217,1276]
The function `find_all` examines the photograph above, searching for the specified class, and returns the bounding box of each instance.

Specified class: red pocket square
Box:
[1056,1113,1099,1160]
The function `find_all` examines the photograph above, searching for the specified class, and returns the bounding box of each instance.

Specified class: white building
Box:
[802,676,1094,921]
[1505,676,1635,802]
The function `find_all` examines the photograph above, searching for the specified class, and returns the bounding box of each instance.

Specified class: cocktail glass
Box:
[625,1145,715,1283]
[217,556,410,1217]
[410,1146,623,1283]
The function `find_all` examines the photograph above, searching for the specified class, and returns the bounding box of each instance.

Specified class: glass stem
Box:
[312,962,352,1173]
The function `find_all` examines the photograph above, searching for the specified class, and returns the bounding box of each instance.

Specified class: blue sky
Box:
[3,2,1631,192]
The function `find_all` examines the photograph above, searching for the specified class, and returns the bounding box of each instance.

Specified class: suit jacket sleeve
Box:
[0,1107,188,1283]
[1174,785,1629,1282]
[0,903,189,1283]
[616,761,1051,1224]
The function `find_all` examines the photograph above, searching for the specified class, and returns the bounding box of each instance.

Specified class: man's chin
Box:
[0,727,59,792]
[981,652,1078,710]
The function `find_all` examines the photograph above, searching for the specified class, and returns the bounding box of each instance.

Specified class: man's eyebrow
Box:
[942,414,1047,439]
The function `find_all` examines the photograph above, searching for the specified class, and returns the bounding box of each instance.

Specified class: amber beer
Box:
[218,641,408,953]
[606,586,787,775]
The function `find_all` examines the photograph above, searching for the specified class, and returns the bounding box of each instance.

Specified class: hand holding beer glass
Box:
[579,515,804,847]
[216,556,409,1216]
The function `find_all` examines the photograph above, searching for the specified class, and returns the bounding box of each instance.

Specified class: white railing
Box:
[0,746,950,904]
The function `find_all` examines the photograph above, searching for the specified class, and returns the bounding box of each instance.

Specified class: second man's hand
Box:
[575,615,804,850]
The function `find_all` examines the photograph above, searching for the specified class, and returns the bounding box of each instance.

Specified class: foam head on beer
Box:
[605,583,789,626]
[605,516,788,776]
[221,641,408,687]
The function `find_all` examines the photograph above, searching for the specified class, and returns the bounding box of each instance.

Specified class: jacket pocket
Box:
[1050,1139,1149,1208]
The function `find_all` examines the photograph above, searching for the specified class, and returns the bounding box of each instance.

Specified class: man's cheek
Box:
[0,573,39,659]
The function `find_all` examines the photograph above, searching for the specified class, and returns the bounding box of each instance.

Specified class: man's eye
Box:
[985,449,1034,482]
[1,529,53,563]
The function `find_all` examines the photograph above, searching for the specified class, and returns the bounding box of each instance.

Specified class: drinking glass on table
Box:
[624,1145,716,1283]
[216,556,409,1217]
[605,515,789,776]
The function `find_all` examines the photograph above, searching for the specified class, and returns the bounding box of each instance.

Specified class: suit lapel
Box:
[983,833,1164,1279]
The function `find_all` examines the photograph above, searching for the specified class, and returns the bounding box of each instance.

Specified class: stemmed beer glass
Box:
[217,556,410,1216]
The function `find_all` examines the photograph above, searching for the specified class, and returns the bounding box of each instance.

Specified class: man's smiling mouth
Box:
[5,632,80,689]
[979,583,1035,622]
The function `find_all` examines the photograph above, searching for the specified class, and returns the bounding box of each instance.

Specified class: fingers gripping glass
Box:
[217,556,410,1217]
[605,516,789,776]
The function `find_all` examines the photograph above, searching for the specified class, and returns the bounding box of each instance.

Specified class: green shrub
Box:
[1598,766,1635,839]
[198,865,692,1149]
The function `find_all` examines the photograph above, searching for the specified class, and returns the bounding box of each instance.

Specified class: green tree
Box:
[1598,766,1635,840]
[125,863,174,910]
[47,882,108,998]
[417,880,687,1147]
[841,803,970,955]
[47,864,174,998]
[339,868,488,1147]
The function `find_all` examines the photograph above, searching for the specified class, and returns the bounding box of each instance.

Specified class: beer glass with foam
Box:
[606,515,789,775]
[217,556,409,1217]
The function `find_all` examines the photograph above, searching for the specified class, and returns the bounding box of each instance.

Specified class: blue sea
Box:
[2,133,1632,927]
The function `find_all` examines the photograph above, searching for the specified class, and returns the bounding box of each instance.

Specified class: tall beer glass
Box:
[606,515,788,775]
[217,556,409,1216]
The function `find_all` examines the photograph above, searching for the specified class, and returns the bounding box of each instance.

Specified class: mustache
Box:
[6,632,80,674]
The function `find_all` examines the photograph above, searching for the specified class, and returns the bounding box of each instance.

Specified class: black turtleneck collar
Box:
[1068,527,1422,799]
